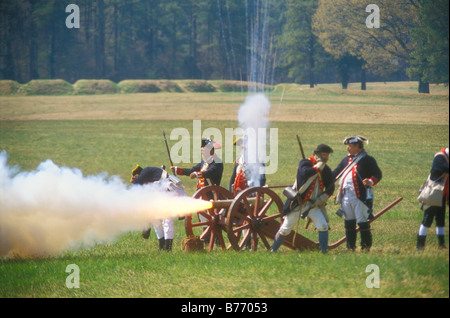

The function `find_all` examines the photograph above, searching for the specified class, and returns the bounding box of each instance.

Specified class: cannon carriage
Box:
[185,185,403,252]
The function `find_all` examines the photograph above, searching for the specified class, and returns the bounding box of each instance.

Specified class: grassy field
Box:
[0,82,448,298]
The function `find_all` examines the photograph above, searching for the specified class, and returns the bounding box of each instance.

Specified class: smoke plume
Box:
[0,151,210,258]
[237,93,271,186]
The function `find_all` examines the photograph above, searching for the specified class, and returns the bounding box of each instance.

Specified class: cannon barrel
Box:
[209,199,235,209]
[208,196,263,210]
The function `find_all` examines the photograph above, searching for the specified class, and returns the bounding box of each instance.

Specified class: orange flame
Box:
[203,201,213,210]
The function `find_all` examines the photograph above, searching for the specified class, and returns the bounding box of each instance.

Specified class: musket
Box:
[162,130,175,174]
[295,134,314,229]
[296,134,306,159]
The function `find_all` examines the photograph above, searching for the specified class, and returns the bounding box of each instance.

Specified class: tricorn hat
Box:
[343,136,369,146]
[201,138,222,149]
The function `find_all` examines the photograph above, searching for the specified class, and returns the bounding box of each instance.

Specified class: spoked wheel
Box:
[186,185,234,252]
[226,187,284,251]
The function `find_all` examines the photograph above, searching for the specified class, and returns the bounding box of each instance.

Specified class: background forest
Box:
[0,0,448,93]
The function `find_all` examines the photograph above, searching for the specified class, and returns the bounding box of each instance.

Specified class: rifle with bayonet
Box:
[162,130,184,187]
[162,130,175,175]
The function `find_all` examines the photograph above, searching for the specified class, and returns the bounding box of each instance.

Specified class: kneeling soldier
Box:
[272,144,335,253]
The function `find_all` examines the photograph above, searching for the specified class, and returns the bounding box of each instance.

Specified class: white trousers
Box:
[279,206,329,236]
[152,218,175,240]
[341,191,369,224]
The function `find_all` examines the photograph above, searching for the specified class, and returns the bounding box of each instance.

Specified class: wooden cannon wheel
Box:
[186,185,234,252]
[226,186,284,251]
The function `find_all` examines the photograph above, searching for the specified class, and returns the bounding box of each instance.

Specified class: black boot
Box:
[158,238,166,251]
[437,236,446,249]
[318,231,329,253]
[416,235,426,250]
[165,239,173,252]
[345,220,357,251]
[359,222,372,251]
[142,228,151,239]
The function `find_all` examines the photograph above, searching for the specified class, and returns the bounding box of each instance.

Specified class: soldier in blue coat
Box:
[131,165,186,251]
[171,138,223,191]
[271,144,335,253]
[332,136,382,251]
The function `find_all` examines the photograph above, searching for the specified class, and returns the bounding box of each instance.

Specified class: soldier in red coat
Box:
[229,137,266,196]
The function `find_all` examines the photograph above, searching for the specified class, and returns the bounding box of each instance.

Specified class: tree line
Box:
[0,0,448,93]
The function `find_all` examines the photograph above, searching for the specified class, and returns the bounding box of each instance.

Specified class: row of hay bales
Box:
[0,79,270,95]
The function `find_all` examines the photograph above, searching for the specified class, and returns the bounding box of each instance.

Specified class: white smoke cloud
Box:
[237,93,271,186]
[0,151,210,258]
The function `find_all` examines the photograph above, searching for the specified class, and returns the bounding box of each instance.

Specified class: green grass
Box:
[1,234,447,298]
[0,83,448,298]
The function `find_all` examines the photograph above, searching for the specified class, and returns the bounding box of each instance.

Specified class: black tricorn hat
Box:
[201,138,221,149]
[314,144,333,154]
[343,136,369,145]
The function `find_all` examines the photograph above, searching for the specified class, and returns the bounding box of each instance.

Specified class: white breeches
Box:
[308,208,329,232]
[278,206,329,236]
[341,191,369,224]
[152,218,175,240]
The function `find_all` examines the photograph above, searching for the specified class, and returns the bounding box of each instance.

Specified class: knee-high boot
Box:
[158,238,166,251]
[359,222,372,251]
[345,220,357,251]
[318,231,329,253]
[165,239,173,252]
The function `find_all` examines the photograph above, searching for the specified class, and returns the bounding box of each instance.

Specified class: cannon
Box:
[185,185,403,252]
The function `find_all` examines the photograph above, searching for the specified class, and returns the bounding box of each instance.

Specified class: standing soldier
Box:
[416,147,449,250]
[131,165,186,251]
[171,138,223,246]
[230,137,266,249]
[229,137,266,196]
[271,144,335,253]
[171,138,223,191]
[332,136,382,252]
